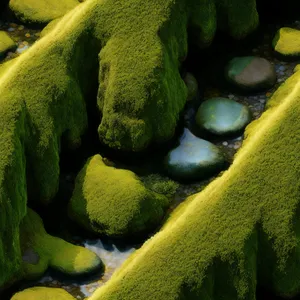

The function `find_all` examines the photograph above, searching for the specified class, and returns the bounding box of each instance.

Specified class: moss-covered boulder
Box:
[21,208,104,279]
[0,0,259,289]
[9,0,80,24]
[183,72,198,101]
[89,66,300,299]
[11,287,75,300]
[273,27,300,59]
[164,128,226,181]
[195,97,252,136]
[68,155,170,237]
[0,31,16,57]
[225,56,277,91]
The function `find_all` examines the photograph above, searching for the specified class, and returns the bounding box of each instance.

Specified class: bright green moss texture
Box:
[0,0,258,288]
[9,0,80,24]
[68,155,170,237]
[20,208,103,279]
[11,287,75,300]
[90,67,300,299]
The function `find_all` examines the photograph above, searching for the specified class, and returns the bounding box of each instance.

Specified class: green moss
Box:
[9,0,79,24]
[273,27,300,58]
[0,31,16,57]
[20,208,104,279]
[0,0,259,288]
[11,287,75,300]
[90,67,300,299]
[141,174,179,198]
[68,155,170,237]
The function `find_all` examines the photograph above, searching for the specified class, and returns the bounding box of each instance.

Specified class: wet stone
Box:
[225,56,277,92]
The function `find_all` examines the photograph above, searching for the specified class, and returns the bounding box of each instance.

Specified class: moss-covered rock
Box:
[195,97,252,136]
[0,31,16,57]
[0,0,259,288]
[225,56,277,91]
[273,27,300,59]
[164,128,226,181]
[9,0,80,24]
[20,208,104,279]
[11,287,75,300]
[68,155,170,237]
[89,66,300,299]
[183,72,198,101]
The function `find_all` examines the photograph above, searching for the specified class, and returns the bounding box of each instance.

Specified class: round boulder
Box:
[11,287,75,300]
[273,27,300,59]
[195,97,252,136]
[164,128,226,181]
[225,56,276,92]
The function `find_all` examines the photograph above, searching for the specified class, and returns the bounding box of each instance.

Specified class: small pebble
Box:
[25,33,31,38]
[222,141,228,146]
[18,25,24,31]
[228,94,234,99]
[9,23,17,28]
[7,28,15,32]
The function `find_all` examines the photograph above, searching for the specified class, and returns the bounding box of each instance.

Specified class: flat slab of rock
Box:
[164,128,226,181]
[273,27,300,59]
[0,31,16,57]
[9,0,79,24]
[225,56,276,92]
[11,287,75,300]
[195,97,252,136]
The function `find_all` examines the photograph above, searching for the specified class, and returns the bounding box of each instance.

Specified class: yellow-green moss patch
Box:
[273,27,300,58]
[11,287,75,300]
[9,0,80,24]
[0,31,16,57]
[20,208,104,279]
[68,155,170,237]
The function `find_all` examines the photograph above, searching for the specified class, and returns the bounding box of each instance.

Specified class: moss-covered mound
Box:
[273,27,300,58]
[11,287,75,300]
[21,208,103,279]
[90,67,300,299]
[9,0,80,24]
[0,31,16,57]
[68,155,170,237]
[0,0,259,288]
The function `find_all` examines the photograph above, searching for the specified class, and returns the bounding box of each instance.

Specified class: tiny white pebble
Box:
[222,141,228,146]
[228,94,235,99]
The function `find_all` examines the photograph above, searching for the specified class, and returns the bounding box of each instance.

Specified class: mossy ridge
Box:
[0,1,99,287]
[90,68,300,299]
[68,155,171,237]
[20,208,103,278]
[0,0,259,288]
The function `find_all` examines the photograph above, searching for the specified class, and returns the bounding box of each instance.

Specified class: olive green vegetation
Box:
[90,67,300,299]
[11,287,75,300]
[9,0,79,24]
[20,208,103,279]
[141,174,179,198]
[0,0,259,289]
[0,31,16,57]
[68,155,170,237]
[273,27,300,58]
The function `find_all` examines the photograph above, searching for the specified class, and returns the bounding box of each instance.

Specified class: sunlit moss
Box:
[90,67,300,299]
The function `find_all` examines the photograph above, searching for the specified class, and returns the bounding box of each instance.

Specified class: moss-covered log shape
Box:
[90,67,300,299]
[11,287,75,300]
[21,208,104,279]
[68,155,170,237]
[9,0,80,24]
[0,0,258,289]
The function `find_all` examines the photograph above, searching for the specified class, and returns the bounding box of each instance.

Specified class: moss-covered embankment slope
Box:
[91,68,300,299]
[0,0,258,289]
